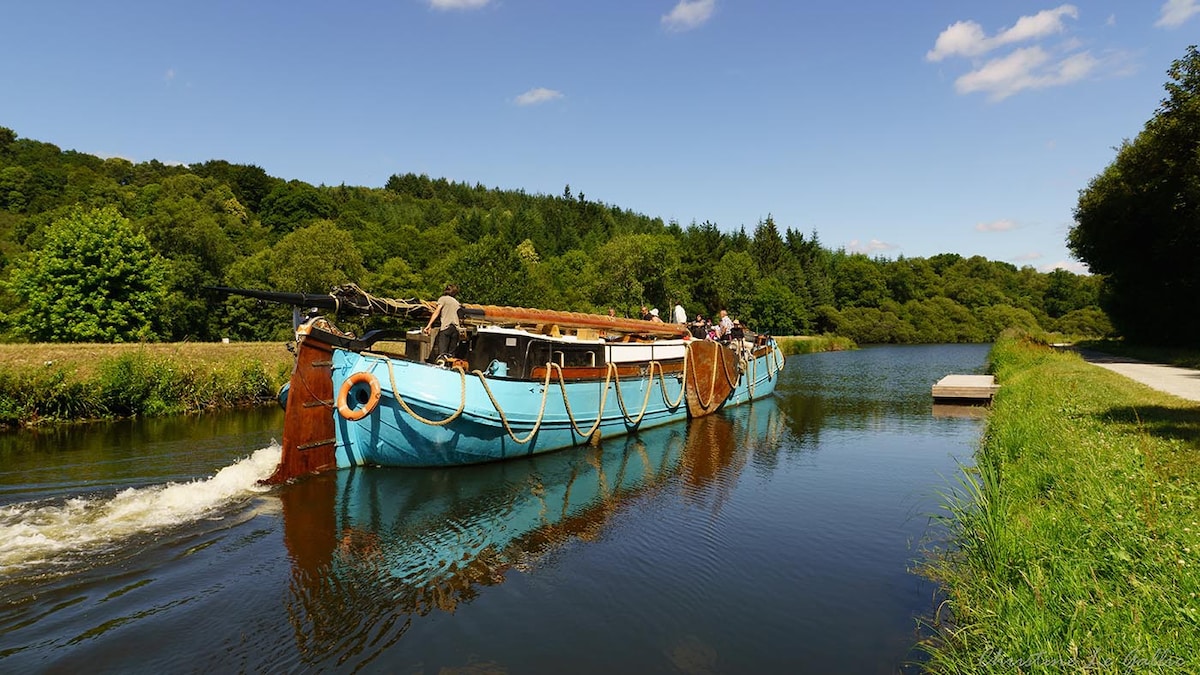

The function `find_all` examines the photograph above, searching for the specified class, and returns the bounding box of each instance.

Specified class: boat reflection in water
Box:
[278,397,786,668]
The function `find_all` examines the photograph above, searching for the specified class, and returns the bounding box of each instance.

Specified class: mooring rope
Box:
[719,343,742,389]
[610,360,663,425]
[552,361,614,439]
[470,365,556,444]
[378,355,469,426]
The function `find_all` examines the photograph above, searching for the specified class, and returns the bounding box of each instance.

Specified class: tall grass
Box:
[919,330,1200,672]
[0,347,292,427]
[775,334,856,356]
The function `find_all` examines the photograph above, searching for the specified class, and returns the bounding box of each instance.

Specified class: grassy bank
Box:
[920,332,1200,672]
[0,342,294,427]
[775,334,856,356]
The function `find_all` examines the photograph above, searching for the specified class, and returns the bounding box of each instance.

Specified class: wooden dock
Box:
[932,374,999,402]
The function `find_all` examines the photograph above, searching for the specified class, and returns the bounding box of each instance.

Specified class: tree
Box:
[537,250,595,313]
[837,307,915,344]
[1069,45,1200,345]
[901,297,983,343]
[976,304,1042,339]
[590,233,685,312]
[832,254,888,308]
[750,216,787,275]
[679,221,729,313]
[1053,307,1114,338]
[0,126,16,154]
[221,221,365,340]
[459,235,545,307]
[1042,268,1092,318]
[744,277,805,335]
[942,256,1008,309]
[258,180,337,234]
[190,160,276,212]
[365,257,423,299]
[9,206,167,342]
[709,251,759,318]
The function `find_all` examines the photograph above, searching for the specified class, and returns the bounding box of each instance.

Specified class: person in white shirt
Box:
[673,302,687,324]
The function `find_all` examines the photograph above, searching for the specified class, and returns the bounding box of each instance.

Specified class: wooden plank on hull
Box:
[265,336,338,483]
[686,342,738,416]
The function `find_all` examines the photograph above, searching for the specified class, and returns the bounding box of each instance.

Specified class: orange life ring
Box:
[337,371,382,421]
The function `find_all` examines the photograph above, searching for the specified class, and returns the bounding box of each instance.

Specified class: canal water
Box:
[0,344,989,673]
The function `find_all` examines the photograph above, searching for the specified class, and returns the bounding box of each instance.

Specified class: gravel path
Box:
[1074,349,1200,403]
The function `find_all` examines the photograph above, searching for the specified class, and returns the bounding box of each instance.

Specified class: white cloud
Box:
[429,0,490,10]
[1012,252,1043,262]
[955,46,1099,101]
[1001,5,1079,44]
[926,5,1078,62]
[926,21,988,62]
[514,87,563,106]
[846,238,899,254]
[975,219,1019,232]
[1156,0,1200,28]
[165,68,176,82]
[662,0,715,32]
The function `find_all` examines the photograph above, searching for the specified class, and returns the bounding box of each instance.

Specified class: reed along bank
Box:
[0,342,293,428]
[921,332,1200,673]
[774,334,856,355]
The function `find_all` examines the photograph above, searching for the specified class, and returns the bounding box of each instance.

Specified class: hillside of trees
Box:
[0,125,1111,344]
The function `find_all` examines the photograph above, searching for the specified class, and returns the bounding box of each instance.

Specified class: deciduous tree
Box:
[9,206,167,342]
[1070,45,1200,344]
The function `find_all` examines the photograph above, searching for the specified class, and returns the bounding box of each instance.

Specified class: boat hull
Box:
[330,341,784,468]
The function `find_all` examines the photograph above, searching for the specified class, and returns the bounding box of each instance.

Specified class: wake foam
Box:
[0,443,282,574]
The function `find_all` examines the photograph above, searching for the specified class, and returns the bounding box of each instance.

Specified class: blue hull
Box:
[330,341,785,468]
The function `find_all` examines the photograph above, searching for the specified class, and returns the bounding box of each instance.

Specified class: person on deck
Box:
[717,310,734,342]
[730,319,745,341]
[673,302,687,325]
[649,308,664,323]
[422,284,462,362]
[639,306,651,321]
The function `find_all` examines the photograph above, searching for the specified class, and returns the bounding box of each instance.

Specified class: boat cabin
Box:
[401,325,686,381]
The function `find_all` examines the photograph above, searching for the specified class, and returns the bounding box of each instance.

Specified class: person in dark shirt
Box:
[730,319,745,341]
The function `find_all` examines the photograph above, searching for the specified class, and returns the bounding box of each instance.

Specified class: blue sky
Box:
[2,1,1198,273]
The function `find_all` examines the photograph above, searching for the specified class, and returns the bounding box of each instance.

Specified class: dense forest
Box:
[0,125,1110,345]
